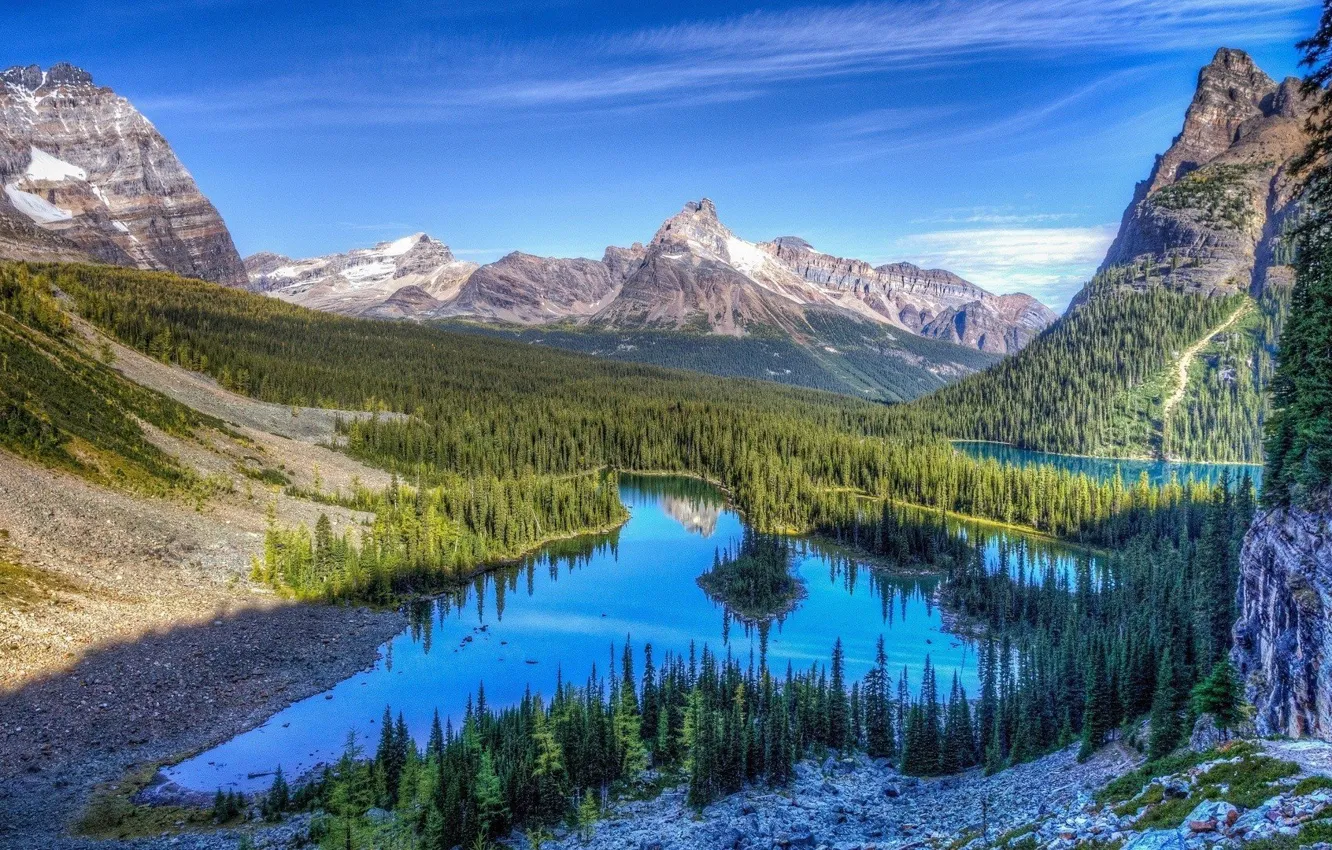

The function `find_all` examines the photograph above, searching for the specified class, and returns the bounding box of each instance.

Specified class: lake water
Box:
[954,442,1263,490]
[170,476,1038,793]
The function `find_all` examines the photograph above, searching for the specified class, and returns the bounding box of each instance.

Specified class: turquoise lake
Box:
[954,441,1263,490]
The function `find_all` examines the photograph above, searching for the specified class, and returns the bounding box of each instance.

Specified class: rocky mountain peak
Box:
[2,63,94,91]
[0,62,246,285]
[650,198,731,256]
[770,236,814,252]
[1148,48,1277,192]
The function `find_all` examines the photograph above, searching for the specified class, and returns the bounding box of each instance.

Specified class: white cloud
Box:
[892,224,1119,310]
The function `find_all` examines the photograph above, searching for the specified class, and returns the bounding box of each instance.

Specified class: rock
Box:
[1182,800,1238,832]
[1162,779,1192,800]
[1189,714,1229,753]
[881,782,902,799]
[1086,48,1310,307]
[1125,829,1187,850]
[1233,494,1332,741]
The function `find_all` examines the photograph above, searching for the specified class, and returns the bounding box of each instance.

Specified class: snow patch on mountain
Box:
[25,146,86,182]
[4,185,74,224]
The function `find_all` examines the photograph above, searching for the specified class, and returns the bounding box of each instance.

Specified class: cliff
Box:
[1233,496,1332,740]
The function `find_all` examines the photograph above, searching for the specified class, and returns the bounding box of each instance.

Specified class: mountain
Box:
[911,48,1308,464]
[257,199,1051,354]
[0,63,246,286]
[247,233,477,316]
[247,199,1053,401]
[760,235,1055,353]
[1081,47,1308,304]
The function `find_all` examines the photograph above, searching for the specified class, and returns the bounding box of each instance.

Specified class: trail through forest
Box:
[1161,301,1250,441]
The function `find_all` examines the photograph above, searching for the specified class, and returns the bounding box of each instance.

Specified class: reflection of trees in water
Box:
[405,527,624,653]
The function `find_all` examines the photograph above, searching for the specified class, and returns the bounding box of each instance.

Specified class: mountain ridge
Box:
[248,197,1055,356]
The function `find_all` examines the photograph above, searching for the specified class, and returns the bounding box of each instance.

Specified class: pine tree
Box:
[828,638,850,752]
[1148,648,1182,760]
[1191,658,1244,731]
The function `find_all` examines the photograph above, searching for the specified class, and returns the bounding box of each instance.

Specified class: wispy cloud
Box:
[137,0,1314,127]
[892,224,1119,310]
[911,206,1082,226]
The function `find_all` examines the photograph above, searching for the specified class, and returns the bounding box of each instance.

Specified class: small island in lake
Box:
[696,529,807,623]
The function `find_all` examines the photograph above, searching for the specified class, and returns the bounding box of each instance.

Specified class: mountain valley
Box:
[1,22,1332,850]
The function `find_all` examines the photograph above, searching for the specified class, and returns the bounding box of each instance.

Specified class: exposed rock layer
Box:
[0,63,246,285]
[1233,497,1332,741]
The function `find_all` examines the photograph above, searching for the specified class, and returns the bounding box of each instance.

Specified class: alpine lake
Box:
[165,448,1254,793]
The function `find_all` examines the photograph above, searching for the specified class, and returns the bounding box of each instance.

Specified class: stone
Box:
[1233,495,1332,741]
[1182,800,1238,832]
[0,63,247,284]
[1125,829,1187,850]
[881,783,902,799]
[1189,715,1229,753]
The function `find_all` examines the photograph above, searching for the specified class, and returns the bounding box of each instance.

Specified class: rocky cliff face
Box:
[0,63,246,285]
[1233,497,1332,741]
[442,251,623,324]
[1089,48,1310,303]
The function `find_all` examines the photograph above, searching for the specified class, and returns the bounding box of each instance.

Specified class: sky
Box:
[12,0,1322,309]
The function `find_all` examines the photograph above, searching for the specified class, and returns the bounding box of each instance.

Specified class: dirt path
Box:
[1160,302,1248,429]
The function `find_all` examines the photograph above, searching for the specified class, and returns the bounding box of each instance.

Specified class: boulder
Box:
[1182,800,1238,833]
[1189,714,1229,753]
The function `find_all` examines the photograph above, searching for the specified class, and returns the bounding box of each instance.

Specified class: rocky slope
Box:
[0,63,246,285]
[1086,48,1310,304]
[1233,495,1332,741]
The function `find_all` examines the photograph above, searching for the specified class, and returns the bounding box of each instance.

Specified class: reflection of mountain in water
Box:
[662,496,721,537]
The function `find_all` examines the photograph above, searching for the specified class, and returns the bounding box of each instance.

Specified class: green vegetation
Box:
[1151,163,1267,230]
[256,473,625,603]
[30,261,1194,542]
[907,277,1245,459]
[696,528,804,622]
[0,264,216,493]
[1166,290,1286,464]
[1267,13,1332,504]
[270,638,913,848]
[936,477,1254,769]
[1118,749,1298,830]
[440,308,996,403]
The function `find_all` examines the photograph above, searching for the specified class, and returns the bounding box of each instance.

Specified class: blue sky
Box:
[14,0,1320,309]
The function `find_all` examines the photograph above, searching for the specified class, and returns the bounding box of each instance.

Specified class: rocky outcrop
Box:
[0,63,246,285]
[1088,48,1311,303]
[1232,496,1332,741]
[250,233,477,316]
